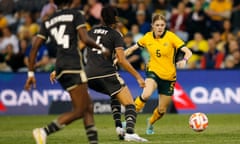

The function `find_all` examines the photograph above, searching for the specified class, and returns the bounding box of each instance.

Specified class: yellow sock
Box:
[149,108,161,125]
[134,96,146,112]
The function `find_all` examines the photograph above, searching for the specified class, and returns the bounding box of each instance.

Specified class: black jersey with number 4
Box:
[38,9,86,70]
[85,26,124,78]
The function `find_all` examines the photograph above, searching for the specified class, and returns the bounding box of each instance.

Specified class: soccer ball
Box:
[189,112,208,132]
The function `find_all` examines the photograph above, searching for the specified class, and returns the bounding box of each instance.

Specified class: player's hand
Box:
[176,59,187,69]
[24,77,36,91]
[100,46,111,59]
[50,70,57,84]
[137,77,145,88]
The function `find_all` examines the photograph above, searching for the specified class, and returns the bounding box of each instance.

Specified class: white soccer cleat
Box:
[116,127,125,140]
[32,128,47,144]
[124,133,148,142]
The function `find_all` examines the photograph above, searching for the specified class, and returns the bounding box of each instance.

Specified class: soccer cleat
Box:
[146,118,154,135]
[116,127,125,140]
[124,133,148,142]
[32,128,47,144]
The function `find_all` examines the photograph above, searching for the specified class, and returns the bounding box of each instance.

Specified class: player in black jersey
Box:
[24,0,108,144]
[85,6,148,142]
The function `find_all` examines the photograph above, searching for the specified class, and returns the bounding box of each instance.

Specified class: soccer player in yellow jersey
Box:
[125,13,192,135]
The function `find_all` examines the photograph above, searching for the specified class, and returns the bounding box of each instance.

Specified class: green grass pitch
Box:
[0,114,240,144]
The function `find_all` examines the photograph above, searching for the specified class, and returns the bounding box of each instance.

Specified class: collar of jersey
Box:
[153,29,166,39]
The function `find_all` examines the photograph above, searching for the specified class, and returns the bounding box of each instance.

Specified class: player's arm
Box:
[176,46,192,68]
[77,27,109,55]
[24,36,45,91]
[181,46,192,60]
[115,47,145,88]
[124,44,139,56]
[114,44,139,64]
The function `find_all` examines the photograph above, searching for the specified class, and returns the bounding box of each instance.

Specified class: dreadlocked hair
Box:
[101,5,118,26]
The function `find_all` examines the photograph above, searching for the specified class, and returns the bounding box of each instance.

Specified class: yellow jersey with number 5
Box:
[137,30,185,81]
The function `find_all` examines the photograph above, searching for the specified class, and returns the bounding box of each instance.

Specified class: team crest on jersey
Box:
[163,42,168,47]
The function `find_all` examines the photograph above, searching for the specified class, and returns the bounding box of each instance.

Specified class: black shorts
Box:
[56,70,88,91]
[88,73,125,96]
[146,71,176,96]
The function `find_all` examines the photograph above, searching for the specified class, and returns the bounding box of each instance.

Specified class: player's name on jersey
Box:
[93,29,108,35]
[45,14,73,28]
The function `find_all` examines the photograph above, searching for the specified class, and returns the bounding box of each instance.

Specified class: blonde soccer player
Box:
[125,13,192,135]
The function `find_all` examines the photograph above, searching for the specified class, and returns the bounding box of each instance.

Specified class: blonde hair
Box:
[151,13,166,24]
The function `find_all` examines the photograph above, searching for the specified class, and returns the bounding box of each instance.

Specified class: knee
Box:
[158,107,167,115]
[141,94,151,101]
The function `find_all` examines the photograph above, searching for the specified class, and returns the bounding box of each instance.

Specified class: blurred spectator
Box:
[0,26,19,54]
[211,31,226,53]
[130,24,143,43]
[199,0,210,11]
[186,32,209,69]
[182,0,194,13]
[221,19,233,42]
[17,11,40,40]
[0,10,8,30]
[170,2,189,42]
[0,0,15,15]
[123,32,143,70]
[136,1,151,23]
[4,43,26,72]
[186,0,209,40]
[85,0,103,26]
[225,39,239,57]
[135,10,151,34]
[151,0,172,26]
[71,0,82,9]
[205,0,232,32]
[22,37,51,72]
[40,0,57,21]
[231,48,240,68]
[15,0,47,12]
[117,0,136,29]
[223,55,235,69]
[200,38,225,69]
[116,20,128,36]
[230,0,240,32]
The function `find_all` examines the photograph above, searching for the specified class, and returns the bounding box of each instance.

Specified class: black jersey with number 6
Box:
[38,9,86,70]
[85,26,124,78]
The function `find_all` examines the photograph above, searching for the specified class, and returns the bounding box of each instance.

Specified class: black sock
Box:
[43,120,64,135]
[125,104,137,134]
[85,125,98,144]
[111,97,122,128]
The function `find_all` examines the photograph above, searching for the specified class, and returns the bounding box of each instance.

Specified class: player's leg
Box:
[116,86,148,142]
[110,96,124,140]
[146,79,175,135]
[146,94,172,134]
[111,96,122,128]
[135,78,157,112]
[73,84,98,144]
[33,83,98,144]
[88,75,124,140]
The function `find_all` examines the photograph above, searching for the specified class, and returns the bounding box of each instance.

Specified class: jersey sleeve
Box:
[74,11,86,30]
[37,22,48,40]
[113,31,124,48]
[137,33,148,48]
[171,32,185,50]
